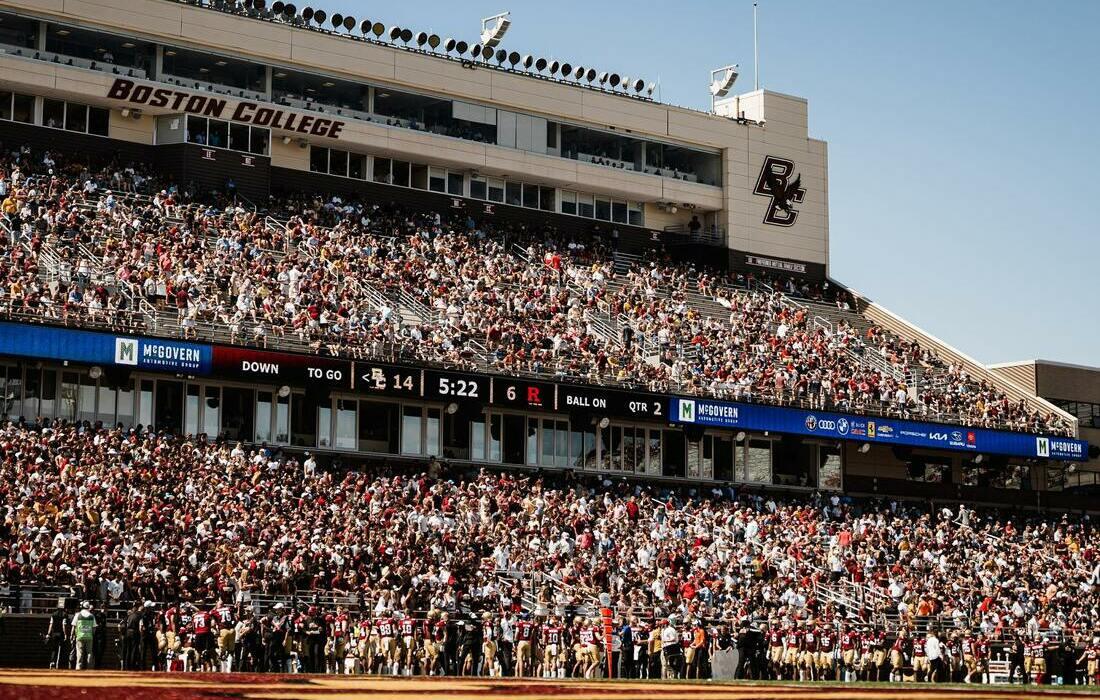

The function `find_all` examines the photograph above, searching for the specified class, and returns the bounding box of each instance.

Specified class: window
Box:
[248,128,269,156]
[595,197,611,221]
[255,391,273,444]
[349,153,365,180]
[401,405,422,455]
[329,149,348,177]
[373,157,392,183]
[428,167,447,193]
[310,146,329,173]
[208,119,228,149]
[448,171,464,196]
[392,160,411,187]
[470,176,487,200]
[187,116,208,145]
[230,123,250,152]
[611,200,628,224]
[411,163,428,190]
[64,103,88,133]
[359,400,398,453]
[203,387,220,437]
[539,186,555,212]
[488,178,505,203]
[577,193,594,218]
[628,202,644,226]
[335,399,357,450]
[0,92,11,122]
[505,181,522,206]
[522,183,539,209]
[560,190,577,216]
[43,99,65,129]
[745,439,771,482]
[546,121,558,149]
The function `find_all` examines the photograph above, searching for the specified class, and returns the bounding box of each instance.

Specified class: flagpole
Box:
[754,2,760,90]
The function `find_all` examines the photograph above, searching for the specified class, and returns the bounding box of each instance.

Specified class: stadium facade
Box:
[0,0,1094,508]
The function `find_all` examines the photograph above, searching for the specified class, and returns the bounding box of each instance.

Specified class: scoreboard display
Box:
[491,377,555,410]
[555,384,665,420]
[423,370,488,402]
[354,363,422,398]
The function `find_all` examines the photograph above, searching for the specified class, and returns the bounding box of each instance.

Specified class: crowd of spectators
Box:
[0,145,1072,437]
[1,420,1099,682]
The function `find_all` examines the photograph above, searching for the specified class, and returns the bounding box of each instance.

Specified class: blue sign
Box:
[0,322,212,374]
[670,396,1089,462]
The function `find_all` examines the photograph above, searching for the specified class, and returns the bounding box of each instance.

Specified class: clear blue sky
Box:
[344,0,1100,366]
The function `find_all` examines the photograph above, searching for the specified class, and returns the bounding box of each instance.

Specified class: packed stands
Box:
[0,147,1071,436]
[1,420,1096,681]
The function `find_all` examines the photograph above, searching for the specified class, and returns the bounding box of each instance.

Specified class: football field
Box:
[0,670,1098,700]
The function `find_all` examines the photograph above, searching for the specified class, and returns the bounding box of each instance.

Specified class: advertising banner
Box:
[670,397,1088,461]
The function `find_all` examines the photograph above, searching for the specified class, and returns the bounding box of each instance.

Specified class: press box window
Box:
[560,190,577,216]
[470,176,488,200]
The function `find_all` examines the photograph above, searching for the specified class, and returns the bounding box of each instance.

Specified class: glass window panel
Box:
[335,398,356,449]
[443,410,471,460]
[12,94,34,124]
[139,380,153,431]
[502,414,525,465]
[249,127,269,155]
[291,392,315,447]
[647,429,662,476]
[470,177,487,200]
[505,181,522,206]
[426,407,441,457]
[154,380,183,435]
[410,163,428,190]
[612,200,628,224]
[229,123,250,152]
[686,439,701,479]
[60,372,78,422]
[373,157,392,183]
[595,198,611,221]
[628,203,643,226]
[522,183,539,209]
[77,375,96,425]
[0,92,11,121]
[187,116,208,144]
[43,99,65,129]
[392,160,411,187]
[428,167,447,193]
[310,146,329,173]
[561,191,577,215]
[349,153,365,180]
[621,427,636,473]
[488,178,505,202]
[329,149,348,177]
[317,403,332,448]
[88,107,109,136]
[448,171,464,195]
[256,391,273,444]
[38,371,56,420]
[207,120,228,148]
[203,386,220,438]
[539,186,555,211]
[555,420,569,468]
[401,405,422,455]
[359,400,398,453]
[489,414,502,462]
[746,440,771,483]
[116,382,134,429]
[185,384,200,437]
[65,103,88,133]
[541,420,556,466]
[819,446,842,491]
[577,193,594,218]
[714,436,734,482]
[526,417,539,466]
[470,414,486,461]
[221,387,254,443]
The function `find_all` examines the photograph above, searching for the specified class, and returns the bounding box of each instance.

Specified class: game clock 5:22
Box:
[423,370,486,401]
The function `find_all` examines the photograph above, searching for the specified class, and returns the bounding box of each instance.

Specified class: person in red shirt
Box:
[515,615,535,677]
[818,625,837,680]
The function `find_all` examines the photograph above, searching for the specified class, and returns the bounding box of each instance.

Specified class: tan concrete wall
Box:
[1,0,831,267]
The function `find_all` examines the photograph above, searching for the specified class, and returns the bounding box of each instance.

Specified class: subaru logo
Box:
[951,431,963,442]
[805,415,817,431]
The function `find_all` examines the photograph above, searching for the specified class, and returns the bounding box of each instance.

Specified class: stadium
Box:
[0,0,1098,697]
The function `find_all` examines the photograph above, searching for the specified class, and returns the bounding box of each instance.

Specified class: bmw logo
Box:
[837,418,849,435]
[805,415,817,431]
